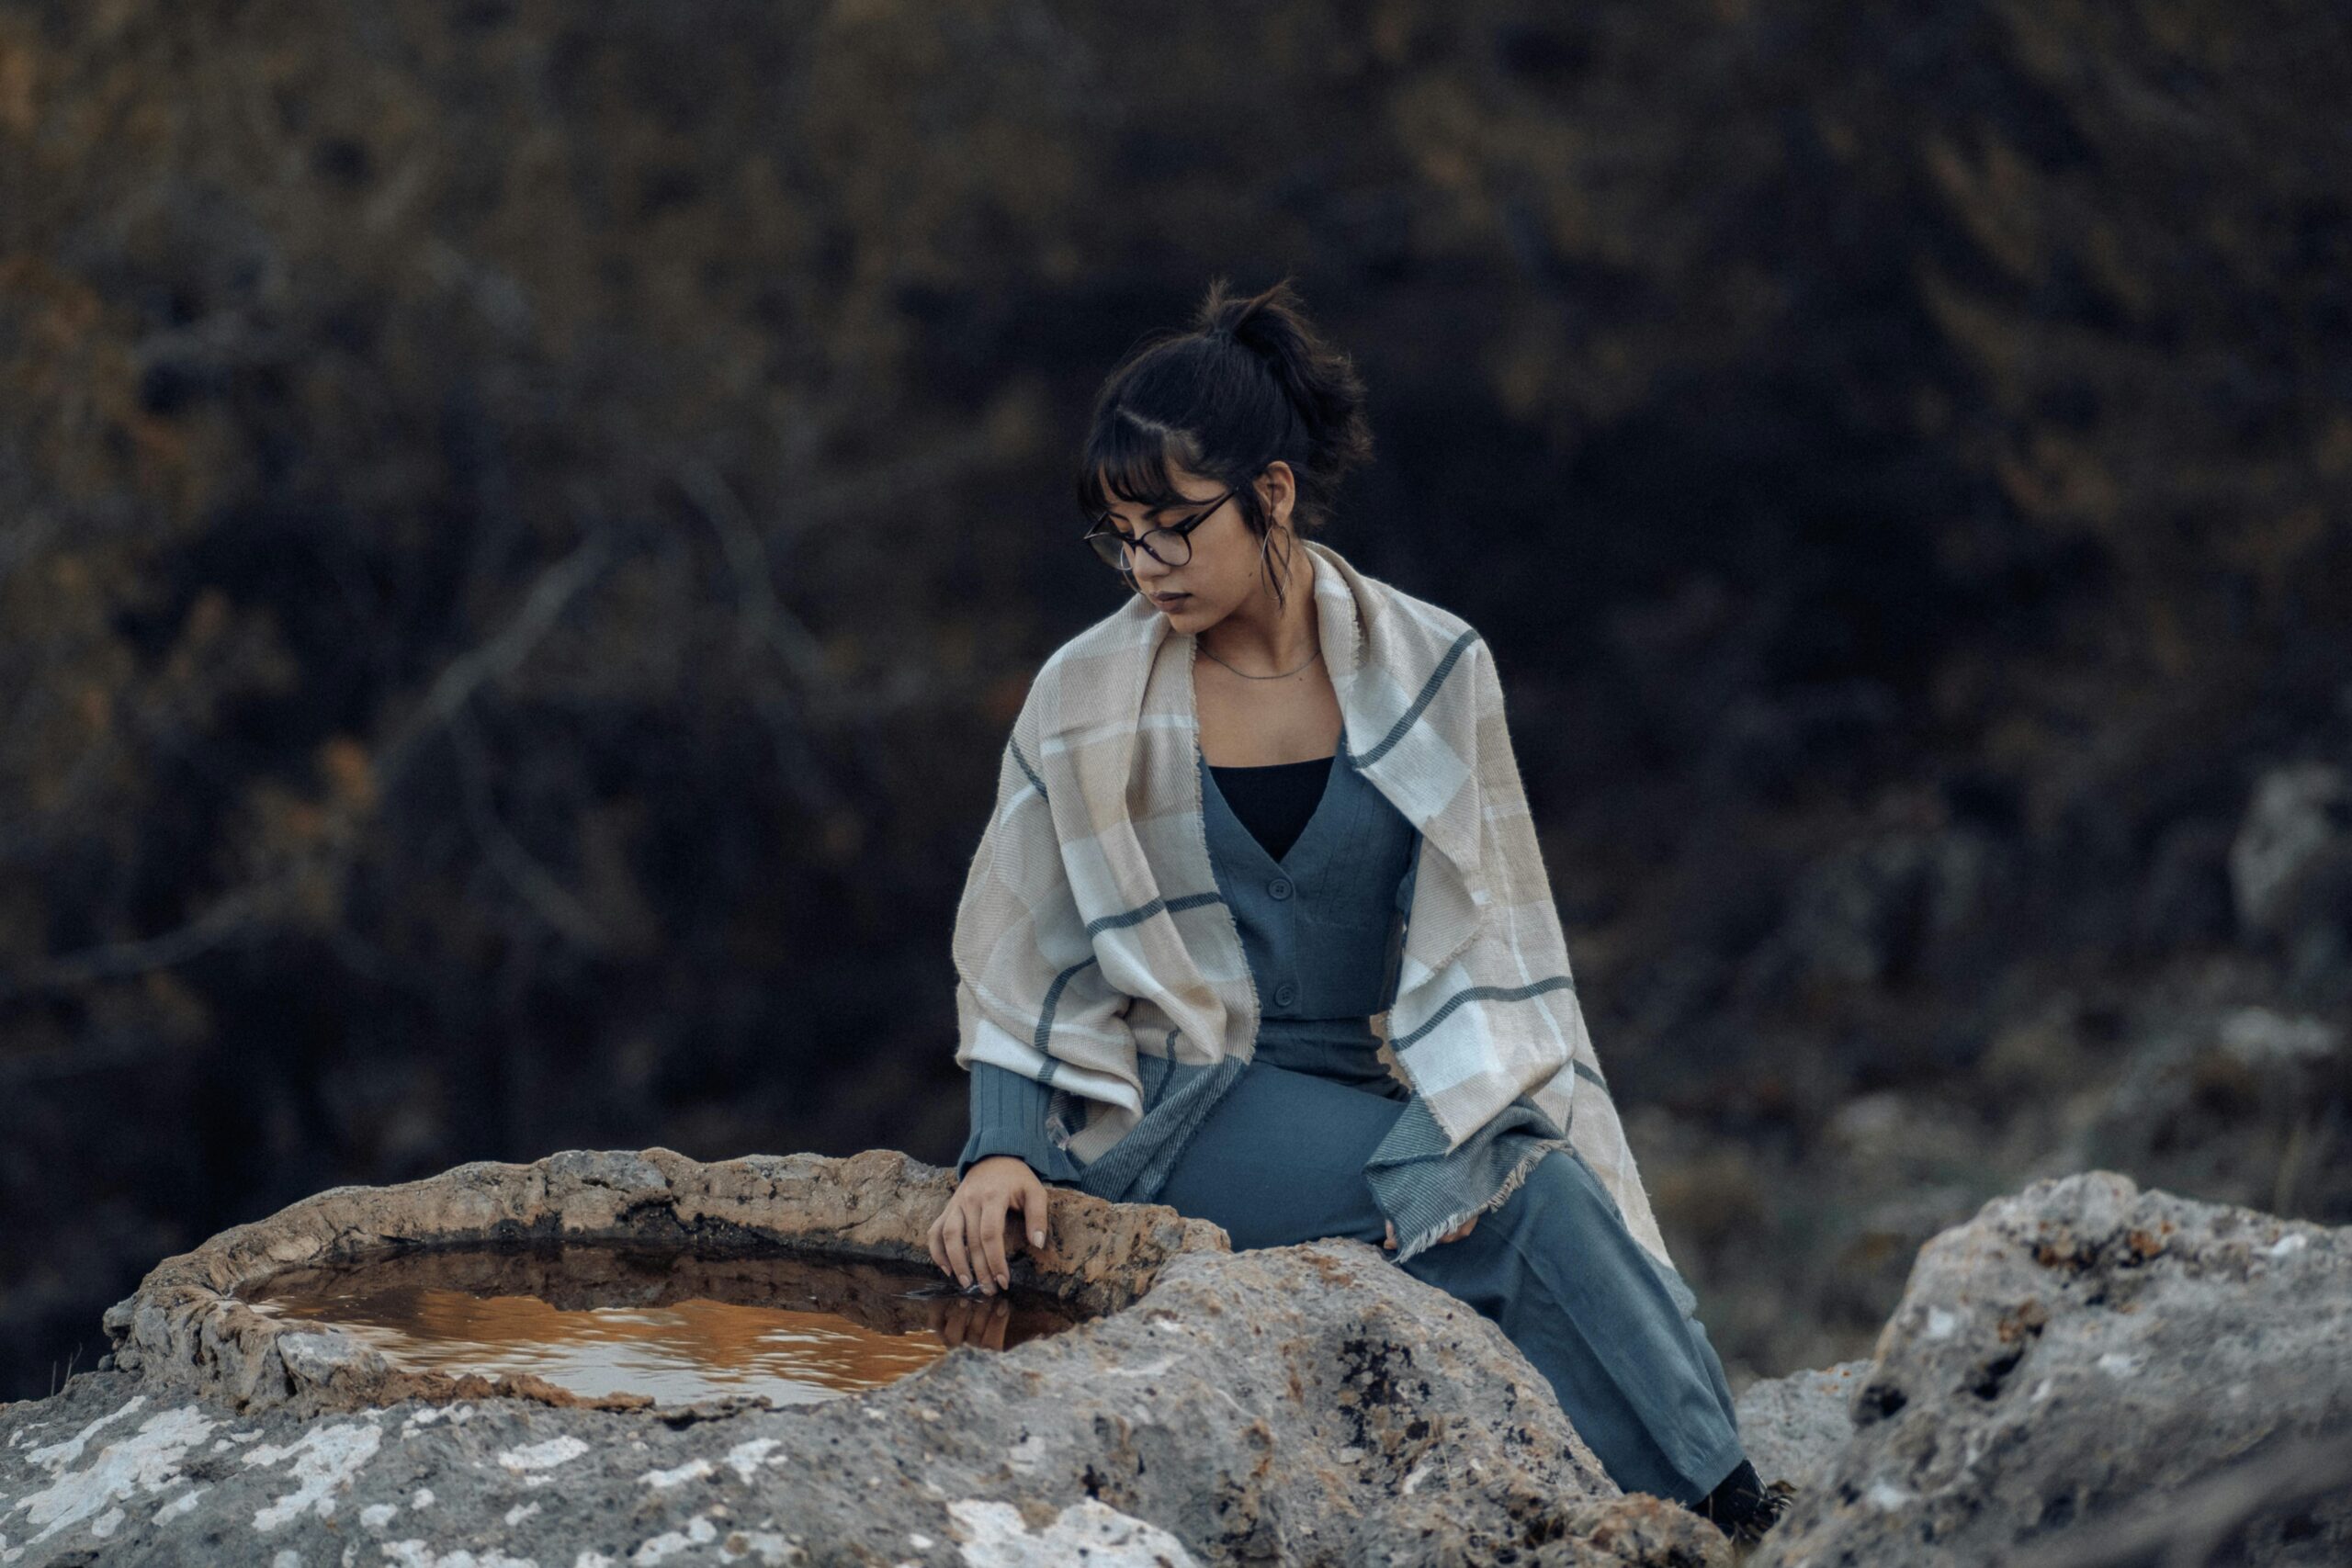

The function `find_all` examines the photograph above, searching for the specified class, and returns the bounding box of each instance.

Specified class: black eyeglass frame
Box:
[1079,487,1238,577]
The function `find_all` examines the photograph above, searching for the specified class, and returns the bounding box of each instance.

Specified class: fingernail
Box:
[958,1273,970,1287]
[1031,1229,1046,1247]
[997,1272,1009,1289]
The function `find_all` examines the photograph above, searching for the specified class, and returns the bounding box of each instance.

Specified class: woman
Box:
[926,276,1792,1547]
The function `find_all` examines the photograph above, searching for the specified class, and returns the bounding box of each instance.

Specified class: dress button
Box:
[1274,981,1299,1007]
[1269,876,1293,899]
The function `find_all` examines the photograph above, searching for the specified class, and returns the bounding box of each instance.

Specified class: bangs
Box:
[1073,414,1200,525]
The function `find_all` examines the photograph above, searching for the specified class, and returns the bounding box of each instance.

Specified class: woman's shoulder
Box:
[1351,567,1484,670]
[1317,541,1477,645]
[1387,582,1479,645]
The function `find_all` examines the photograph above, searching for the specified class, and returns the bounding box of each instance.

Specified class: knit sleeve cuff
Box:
[956,1061,1069,1183]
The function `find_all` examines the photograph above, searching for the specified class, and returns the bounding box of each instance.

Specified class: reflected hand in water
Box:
[928,1289,1017,1350]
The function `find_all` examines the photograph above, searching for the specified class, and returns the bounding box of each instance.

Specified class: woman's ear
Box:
[1259,461,1297,529]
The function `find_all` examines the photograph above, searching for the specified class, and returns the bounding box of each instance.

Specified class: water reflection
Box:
[239,1242,1083,1405]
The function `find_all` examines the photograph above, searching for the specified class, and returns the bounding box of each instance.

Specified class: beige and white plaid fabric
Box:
[951,536,1675,1274]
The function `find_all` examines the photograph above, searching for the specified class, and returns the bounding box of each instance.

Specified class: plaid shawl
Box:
[950,537,1676,1275]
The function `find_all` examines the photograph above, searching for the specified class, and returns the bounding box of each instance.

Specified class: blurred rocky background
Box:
[1,0,2346,1403]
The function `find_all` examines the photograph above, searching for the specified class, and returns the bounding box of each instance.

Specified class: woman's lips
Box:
[1151,592,1190,607]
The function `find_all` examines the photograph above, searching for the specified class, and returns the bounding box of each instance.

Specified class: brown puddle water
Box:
[238,1243,1087,1406]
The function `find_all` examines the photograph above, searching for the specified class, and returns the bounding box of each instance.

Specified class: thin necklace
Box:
[1199,640,1322,680]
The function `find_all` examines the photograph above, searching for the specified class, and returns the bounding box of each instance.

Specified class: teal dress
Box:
[958,742,1748,1506]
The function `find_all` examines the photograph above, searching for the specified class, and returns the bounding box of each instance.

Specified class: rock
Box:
[2071,1004,2346,1221]
[2006,1422,2352,1568]
[36,1148,2346,1565]
[2229,761,2351,942]
[0,1147,1734,1567]
[1730,1359,1872,1495]
[99,1145,1222,1417]
[1747,1171,2352,1567]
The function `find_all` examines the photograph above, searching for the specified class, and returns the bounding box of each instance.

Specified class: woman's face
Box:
[1095,461,1296,628]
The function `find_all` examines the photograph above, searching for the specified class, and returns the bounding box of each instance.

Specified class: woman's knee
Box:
[1487,1147,1624,1241]
[1404,1157,1585,1279]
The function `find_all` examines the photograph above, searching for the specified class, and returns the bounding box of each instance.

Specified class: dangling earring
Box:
[1257,526,1287,609]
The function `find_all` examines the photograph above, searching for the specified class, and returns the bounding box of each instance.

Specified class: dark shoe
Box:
[1694,1459,1798,1547]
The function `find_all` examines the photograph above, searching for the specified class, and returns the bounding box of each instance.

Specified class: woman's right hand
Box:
[929,1155,1051,1295]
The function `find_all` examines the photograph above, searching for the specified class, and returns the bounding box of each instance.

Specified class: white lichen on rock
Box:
[243,1420,383,1531]
[6,1400,212,1556]
[947,1497,1202,1567]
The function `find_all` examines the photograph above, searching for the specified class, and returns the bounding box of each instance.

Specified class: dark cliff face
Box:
[1,0,2346,1400]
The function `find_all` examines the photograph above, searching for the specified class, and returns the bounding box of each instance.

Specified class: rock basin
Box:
[34,1145,1733,1567]
[101,1146,1217,1417]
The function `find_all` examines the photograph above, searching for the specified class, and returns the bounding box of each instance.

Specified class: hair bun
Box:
[1074,272,1374,602]
[1190,276,1374,502]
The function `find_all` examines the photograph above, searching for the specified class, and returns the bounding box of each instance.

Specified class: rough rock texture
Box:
[1,1147,1736,1566]
[1728,1359,1870,1504]
[29,1150,2347,1565]
[102,1146,1219,1416]
[41,1146,2352,1561]
[1749,1171,2352,1567]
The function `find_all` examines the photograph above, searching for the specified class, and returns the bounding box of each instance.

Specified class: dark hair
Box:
[1073,274,1374,612]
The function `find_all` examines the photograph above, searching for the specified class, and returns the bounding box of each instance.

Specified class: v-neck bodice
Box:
[1204,750,1339,867]
[955,730,1424,1181]
[1199,740,1421,1088]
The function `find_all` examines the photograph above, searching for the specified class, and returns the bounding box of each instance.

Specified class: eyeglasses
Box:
[1080,488,1236,575]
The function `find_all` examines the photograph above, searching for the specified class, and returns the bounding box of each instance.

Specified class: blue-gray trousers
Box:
[1151,1059,1748,1506]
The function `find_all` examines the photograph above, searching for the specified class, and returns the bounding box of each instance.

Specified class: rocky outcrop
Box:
[1749,1171,2352,1567]
[7,1153,2348,1566]
[3,1147,1736,1567]
[100,1145,1219,1417]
